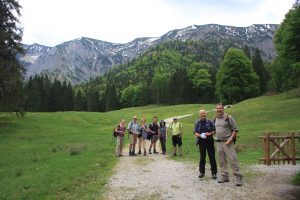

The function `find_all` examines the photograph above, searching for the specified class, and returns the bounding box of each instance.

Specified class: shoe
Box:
[179,153,182,157]
[149,150,152,154]
[212,174,217,180]
[129,152,133,157]
[132,152,137,156]
[236,176,243,186]
[154,150,158,154]
[218,176,229,183]
[198,173,205,178]
[144,151,146,156]
[138,150,141,154]
[173,153,177,157]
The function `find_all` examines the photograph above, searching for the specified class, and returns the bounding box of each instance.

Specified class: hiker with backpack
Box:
[170,118,183,156]
[127,116,140,156]
[214,103,243,186]
[114,119,126,157]
[159,120,167,155]
[138,117,150,156]
[149,116,160,154]
[194,109,217,179]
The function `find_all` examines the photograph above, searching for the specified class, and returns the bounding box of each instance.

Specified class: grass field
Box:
[1,88,300,199]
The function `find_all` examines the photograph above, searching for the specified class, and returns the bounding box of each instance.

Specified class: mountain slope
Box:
[20,24,278,84]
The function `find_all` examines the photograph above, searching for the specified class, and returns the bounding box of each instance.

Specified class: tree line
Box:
[1,0,299,113]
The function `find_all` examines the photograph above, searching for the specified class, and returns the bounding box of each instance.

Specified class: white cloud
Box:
[19,0,295,46]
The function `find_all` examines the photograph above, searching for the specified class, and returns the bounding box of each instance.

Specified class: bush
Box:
[291,172,300,185]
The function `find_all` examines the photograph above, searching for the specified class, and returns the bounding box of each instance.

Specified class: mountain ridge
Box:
[20,23,279,84]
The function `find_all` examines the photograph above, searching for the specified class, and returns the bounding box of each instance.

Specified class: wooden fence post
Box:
[266,132,271,165]
[291,132,296,165]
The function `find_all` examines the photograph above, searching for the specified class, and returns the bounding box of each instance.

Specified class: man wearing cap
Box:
[215,103,243,186]
[194,109,217,179]
[170,118,183,156]
[127,116,140,156]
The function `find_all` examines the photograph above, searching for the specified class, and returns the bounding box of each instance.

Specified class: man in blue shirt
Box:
[194,109,217,179]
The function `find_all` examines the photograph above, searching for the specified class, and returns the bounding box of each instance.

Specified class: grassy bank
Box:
[1,88,299,199]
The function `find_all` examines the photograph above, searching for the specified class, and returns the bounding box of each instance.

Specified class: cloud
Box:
[19,0,295,46]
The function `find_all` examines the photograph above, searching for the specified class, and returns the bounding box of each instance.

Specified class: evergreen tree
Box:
[216,48,260,104]
[252,48,269,94]
[168,67,193,104]
[274,2,300,90]
[0,0,24,112]
[86,87,100,112]
[242,45,252,59]
[39,75,51,112]
[66,82,74,111]
[74,90,84,111]
[48,79,63,111]
[104,83,118,111]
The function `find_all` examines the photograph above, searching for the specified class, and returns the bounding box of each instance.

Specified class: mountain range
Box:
[20,24,278,84]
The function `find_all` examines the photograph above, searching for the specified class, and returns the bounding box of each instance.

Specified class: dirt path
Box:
[103,115,300,200]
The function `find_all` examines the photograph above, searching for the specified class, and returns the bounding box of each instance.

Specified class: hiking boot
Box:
[198,173,205,178]
[179,153,182,157]
[236,176,243,186]
[154,150,158,154]
[129,151,133,157]
[132,152,137,156]
[138,150,141,154]
[144,150,146,156]
[218,176,229,183]
[149,150,152,154]
[173,153,177,157]
[212,174,217,180]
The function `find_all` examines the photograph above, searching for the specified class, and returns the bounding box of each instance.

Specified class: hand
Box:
[225,138,232,145]
[205,132,211,136]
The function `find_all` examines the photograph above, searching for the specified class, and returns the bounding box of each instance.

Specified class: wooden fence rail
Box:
[258,132,300,165]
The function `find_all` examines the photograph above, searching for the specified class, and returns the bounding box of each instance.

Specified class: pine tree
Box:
[66,82,74,111]
[74,90,84,111]
[104,83,119,111]
[0,0,24,112]
[252,48,269,94]
[242,45,252,59]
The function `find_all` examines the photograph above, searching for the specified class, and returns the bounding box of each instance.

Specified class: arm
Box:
[225,130,237,145]
[225,116,238,145]
[166,128,168,139]
[206,120,215,136]
[194,121,201,138]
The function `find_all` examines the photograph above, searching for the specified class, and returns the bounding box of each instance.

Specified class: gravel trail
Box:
[103,115,300,200]
[103,147,300,200]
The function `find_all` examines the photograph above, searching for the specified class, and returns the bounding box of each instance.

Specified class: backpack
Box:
[214,114,237,143]
[113,125,119,137]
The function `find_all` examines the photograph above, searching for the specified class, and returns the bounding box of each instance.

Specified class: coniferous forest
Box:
[1,1,300,113]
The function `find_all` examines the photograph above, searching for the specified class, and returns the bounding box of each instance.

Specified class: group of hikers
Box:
[113,103,243,186]
[114,116,183,157]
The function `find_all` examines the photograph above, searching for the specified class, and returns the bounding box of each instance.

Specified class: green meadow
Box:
[1,88,300,199]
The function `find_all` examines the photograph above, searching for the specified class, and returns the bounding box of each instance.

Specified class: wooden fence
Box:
[258,132,300,165]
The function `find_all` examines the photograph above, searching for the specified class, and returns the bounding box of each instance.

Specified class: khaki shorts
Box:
[151,135,159,143]
[129,133,138,144]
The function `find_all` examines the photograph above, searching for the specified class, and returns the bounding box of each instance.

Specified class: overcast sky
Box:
[19,0,295,47]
